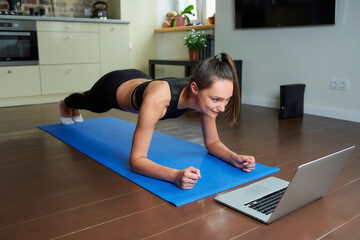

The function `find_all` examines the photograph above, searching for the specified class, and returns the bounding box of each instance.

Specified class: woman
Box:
[60,52,256,189]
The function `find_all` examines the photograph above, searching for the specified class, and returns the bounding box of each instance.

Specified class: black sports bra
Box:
[131,77,190,120]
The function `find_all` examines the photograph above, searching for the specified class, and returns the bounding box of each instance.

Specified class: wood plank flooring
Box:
[0,103,359,240]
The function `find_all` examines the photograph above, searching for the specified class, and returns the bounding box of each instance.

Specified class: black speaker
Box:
[279,84,306,119]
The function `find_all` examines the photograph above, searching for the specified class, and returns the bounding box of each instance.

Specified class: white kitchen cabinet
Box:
[100,23,130,75]
[0,66,41,99]
[40,64,100,95]
[38,21,101,95]
[37,21,99,33]
[37,21,100,65]
[0,20,129,107]
[38,32,100,65]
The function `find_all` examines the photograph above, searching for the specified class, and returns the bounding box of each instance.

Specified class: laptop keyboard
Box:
[244,187,287,215]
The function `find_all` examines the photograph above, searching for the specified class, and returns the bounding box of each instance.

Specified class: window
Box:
[176,0,216,24]
[176,0,198,22]
[205,0,216,19]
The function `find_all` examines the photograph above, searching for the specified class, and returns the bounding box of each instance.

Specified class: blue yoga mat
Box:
[38,117,279,206]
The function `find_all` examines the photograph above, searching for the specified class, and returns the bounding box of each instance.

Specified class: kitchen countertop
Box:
[0,15,130,24]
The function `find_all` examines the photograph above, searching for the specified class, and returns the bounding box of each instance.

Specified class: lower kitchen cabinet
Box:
[38,31,100,65]
[0,66,41,99]
[0,20,129,107]
[100,23,130,75]
[40,64,100,95]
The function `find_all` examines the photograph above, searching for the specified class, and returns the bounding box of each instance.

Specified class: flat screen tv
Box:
[235,0,336,29]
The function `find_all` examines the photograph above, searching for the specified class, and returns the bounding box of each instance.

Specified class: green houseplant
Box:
[184,29,208,60]
[171,5,195,27]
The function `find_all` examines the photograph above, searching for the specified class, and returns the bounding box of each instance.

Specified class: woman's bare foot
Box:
[59,101,74,125]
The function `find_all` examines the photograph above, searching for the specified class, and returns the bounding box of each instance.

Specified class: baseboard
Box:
[304,105,360,123]
[242,96,279,109]
[242,96,360,123]
[0,94,67,108]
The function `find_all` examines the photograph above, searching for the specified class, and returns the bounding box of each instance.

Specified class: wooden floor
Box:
[0,103,359,240]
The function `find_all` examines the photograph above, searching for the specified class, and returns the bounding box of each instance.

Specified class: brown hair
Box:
[185,52,240,126]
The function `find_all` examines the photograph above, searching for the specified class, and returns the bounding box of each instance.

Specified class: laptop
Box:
[215,146,355,224]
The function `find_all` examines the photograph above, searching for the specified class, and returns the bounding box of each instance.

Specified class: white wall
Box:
[157,0,175,28]
[120,0,158,72]
[215,0,360,122]
[155,0,188,78]
[155,1,192,78]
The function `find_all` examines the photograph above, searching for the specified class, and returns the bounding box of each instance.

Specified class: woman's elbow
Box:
[204,143,212,152]
[128,157,138,172]
[204,140,220,151]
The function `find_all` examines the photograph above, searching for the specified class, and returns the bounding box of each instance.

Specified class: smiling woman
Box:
[59,52,254,189]
[184,52,240,126]
[195,79,233,118]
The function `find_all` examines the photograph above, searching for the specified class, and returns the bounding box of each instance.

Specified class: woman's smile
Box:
[194,79,233,118]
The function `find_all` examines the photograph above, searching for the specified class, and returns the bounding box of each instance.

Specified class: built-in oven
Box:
[0,19,39,66]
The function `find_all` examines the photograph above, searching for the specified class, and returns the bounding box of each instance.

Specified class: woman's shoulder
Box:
[144,77,188,103]
[143,81,171,105]
[148,80,171,92]
[155,77,189,94]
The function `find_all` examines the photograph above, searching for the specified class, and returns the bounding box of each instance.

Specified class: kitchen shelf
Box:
[154,24,214,33]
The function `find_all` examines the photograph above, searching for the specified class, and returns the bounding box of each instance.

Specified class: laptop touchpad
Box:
[244,184,271,197]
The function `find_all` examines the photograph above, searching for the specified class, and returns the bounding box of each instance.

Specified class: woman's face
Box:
[192,79,233,118]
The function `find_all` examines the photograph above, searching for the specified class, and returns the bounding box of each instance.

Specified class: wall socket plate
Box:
[329,79,349,91]
[84,8,92,16]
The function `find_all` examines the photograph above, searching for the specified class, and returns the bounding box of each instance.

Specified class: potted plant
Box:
[184,29,208,61]
[172,5,195,27]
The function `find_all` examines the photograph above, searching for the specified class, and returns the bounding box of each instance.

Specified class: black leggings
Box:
[64,69,152,113]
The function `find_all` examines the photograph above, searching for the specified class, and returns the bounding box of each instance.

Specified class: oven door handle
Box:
[0,32,31,36]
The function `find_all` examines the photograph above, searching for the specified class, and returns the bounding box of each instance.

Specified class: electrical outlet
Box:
[84,8,92,16]
[338,79,349,91]
[329,79,338,90]
[329,79,349,91]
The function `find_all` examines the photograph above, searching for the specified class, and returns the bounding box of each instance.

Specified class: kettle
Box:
[92,1,108,19]
[7,0,22,13]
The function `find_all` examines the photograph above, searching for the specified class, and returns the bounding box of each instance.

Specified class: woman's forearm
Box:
[206,140,236,165]
[129,157,201,189]
[206,141,256,172]
[129,157,177,183]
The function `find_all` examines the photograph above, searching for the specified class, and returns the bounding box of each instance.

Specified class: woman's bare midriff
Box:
[116,78,151,113]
